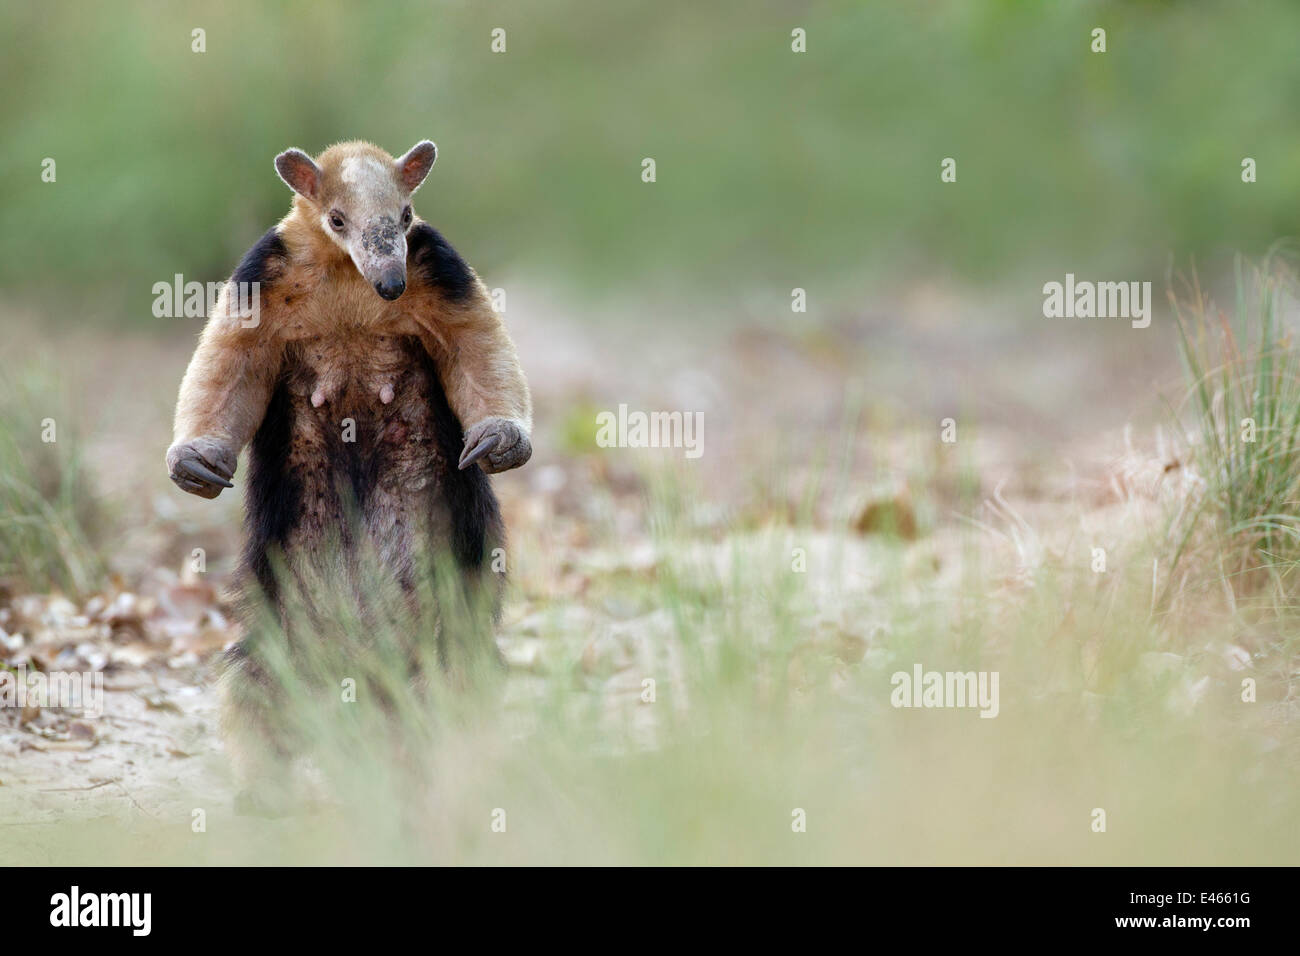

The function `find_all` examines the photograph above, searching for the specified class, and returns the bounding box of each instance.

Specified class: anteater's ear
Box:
[395,140,437,193]
[274,148,321,201]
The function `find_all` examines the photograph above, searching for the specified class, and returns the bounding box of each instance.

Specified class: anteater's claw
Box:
[167,436,238,499]
[175,458,234,488]
[458,434,500,470]
[460,418,532,474]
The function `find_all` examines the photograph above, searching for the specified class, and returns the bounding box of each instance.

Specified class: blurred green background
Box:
[2,0,1299,318]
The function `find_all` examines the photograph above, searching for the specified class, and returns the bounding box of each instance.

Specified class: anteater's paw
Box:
[459,417,532,474]
[166,436,236,499]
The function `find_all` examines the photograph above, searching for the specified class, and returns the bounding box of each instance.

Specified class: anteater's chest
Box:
[243,332,500,587]
[275,334,463,506]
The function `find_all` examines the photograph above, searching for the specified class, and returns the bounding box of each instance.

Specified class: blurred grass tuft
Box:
[1168,250,1300,608]
[0,360,103,596]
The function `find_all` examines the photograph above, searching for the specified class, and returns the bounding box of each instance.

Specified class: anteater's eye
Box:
[401,206,412,226]
[329,212,346,232]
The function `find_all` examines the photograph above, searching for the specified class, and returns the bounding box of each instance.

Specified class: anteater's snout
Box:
[374,269,406,301]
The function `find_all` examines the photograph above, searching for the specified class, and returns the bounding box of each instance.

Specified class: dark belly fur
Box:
[238,335,503,615]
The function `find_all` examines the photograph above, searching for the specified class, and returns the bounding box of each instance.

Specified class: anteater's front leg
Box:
[167,290,283,498]
[416,278,533,474]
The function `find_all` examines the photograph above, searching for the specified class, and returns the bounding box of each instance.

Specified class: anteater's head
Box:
[274,140,437,301]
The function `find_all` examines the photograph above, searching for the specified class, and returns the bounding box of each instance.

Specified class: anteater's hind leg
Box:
[219,645,300,817]
[221,370,333,813]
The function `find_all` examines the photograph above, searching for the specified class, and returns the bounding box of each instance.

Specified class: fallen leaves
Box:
[0,571,236,755]
[0,571,237,679]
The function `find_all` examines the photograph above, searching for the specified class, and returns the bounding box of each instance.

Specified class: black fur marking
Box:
[233,228,288,289]
[407,223,474,301]
[241,375,300,607]
[328,417,380,517]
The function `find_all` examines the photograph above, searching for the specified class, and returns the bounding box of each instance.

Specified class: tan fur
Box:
[171,141,530,465]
